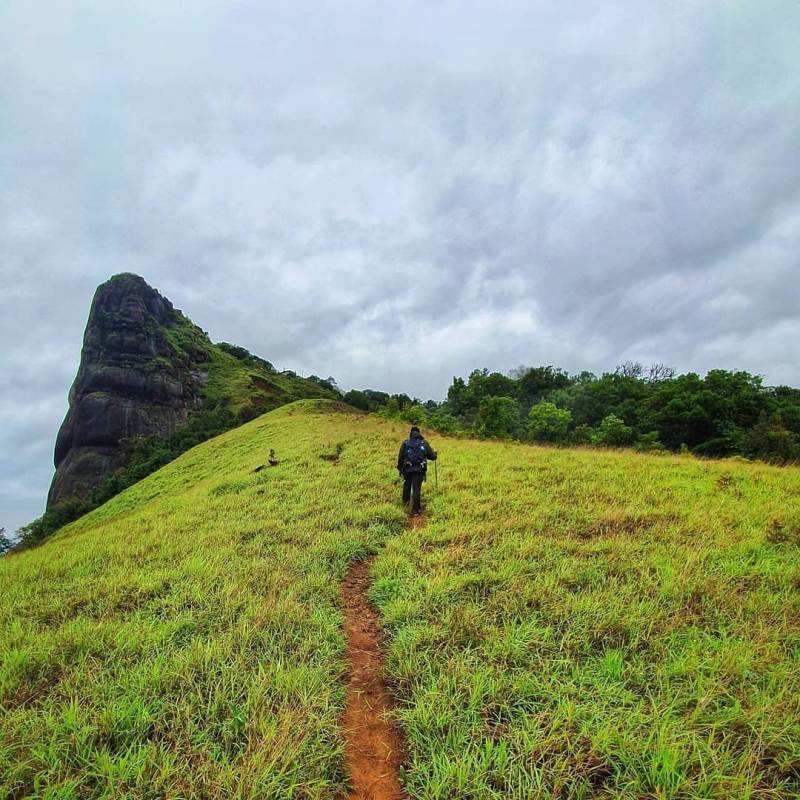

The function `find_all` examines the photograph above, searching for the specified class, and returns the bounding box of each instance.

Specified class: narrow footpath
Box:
[341,556,404,800]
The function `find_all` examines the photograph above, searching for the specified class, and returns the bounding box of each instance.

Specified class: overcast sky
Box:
[1,0,799,534]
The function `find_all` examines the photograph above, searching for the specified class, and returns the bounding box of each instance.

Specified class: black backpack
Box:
[404,438,427,469]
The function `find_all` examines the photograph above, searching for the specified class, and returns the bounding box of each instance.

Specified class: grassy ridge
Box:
[1,402,404,798]
[198,345,336,416]
[1,401,798,798]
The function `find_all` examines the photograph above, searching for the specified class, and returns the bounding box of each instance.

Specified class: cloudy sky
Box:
[1,0,799,534]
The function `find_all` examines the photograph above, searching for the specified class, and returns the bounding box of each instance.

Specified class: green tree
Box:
[634,431,665,452]
[750,413,798,463]
[569,424,595,445]
[516,366,571,406]
[383,397,400,415]
[593,414,633,447]
[427,409,462,436]
[391,393,413,410]
[0,528,12,556]
[473,396,521,439]
[639,373,713,450]
[401,404,428,426]
[446,377,471,417]
[570,373,648,428]
[527,402,572,443]
[343,390,370,411]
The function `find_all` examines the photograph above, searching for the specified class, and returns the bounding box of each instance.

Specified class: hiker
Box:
[397,426,437,516]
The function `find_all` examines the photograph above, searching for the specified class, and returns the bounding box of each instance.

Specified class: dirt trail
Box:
[408,513,428,531]
[342,557,404,800]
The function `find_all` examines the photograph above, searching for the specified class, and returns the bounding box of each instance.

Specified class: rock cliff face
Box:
[48,274,210,507]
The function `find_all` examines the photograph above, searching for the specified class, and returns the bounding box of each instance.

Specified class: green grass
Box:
[374,439,799,798]
[163,312,335,416]
[1,401,798,798]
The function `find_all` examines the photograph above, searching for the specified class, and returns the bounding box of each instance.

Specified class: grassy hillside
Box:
[22,299,338,547]
[1,401,798,798]
[163,307,337,416]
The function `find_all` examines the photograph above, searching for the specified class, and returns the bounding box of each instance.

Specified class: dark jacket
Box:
[397,431,437,475]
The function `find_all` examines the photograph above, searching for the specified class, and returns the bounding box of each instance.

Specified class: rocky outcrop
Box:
[48,274,210,507]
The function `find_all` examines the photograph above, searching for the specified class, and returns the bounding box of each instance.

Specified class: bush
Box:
[16,497,92,549]
[216,342,275,372]
[593,414,633,447]
[749,413,798,463]
[343,390,370,411]
[527,402,572,443]
[569,424,595,445]
[401,404,428,426]
[473,396,521,439]
[236,403,261,425]
[634,431,665,452]
[427,410,463,436]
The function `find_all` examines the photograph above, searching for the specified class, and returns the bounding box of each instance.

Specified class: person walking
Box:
[397,426,437,516]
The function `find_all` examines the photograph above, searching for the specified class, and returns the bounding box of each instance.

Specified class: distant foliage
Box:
[343,390,371,411]
[363,364,799,465]
[401,404,428,426]
[634,431,666,452]
[473,396,521,439]
[750,413,796,463]
[569,424,595,446]
[527,402,572,443]
[307,375,342,396]
[0,528,12,556]
[594,414,634,447]
[426,409,462,436]
[216,342,275,372]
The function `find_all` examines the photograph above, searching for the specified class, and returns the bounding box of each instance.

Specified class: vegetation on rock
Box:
[32,274,338,549]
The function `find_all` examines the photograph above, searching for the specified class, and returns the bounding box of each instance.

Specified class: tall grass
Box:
[374,439,799,798]
[1,403,404,798]
[1,401,797,798]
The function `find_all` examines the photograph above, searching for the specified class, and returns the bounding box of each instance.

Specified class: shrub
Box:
[634,431,665,452]
[593,414,633,447]
[427,410,463,436]
[750,413,798,463]
[343,390,370,411]
[401,404,428,426]
[236,403,261,424]
[569,424,595,445]
[473,396,521,439]
[527,402,572,443]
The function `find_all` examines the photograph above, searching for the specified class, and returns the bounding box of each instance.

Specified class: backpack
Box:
[404,438,427,469]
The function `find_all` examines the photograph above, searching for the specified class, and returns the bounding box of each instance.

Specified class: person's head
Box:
[410,426,421,438]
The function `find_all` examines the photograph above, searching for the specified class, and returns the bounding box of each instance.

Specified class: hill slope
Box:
[1,401,798,798]
[49,273,337,508]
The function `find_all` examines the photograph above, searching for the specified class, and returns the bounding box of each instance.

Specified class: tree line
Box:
[11,360,797,553]
[341,362,799,463]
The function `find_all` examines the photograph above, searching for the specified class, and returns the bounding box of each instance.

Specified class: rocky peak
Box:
[48,274,210,507]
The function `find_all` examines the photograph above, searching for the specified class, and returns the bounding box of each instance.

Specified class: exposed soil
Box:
[341,557,404,800]
[408,513,428,531]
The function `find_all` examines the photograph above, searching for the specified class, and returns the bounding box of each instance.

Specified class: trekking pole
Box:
[435,459,438,490]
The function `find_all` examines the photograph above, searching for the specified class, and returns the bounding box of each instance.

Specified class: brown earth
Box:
[408,513,428,531]
[341,557,404,800]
